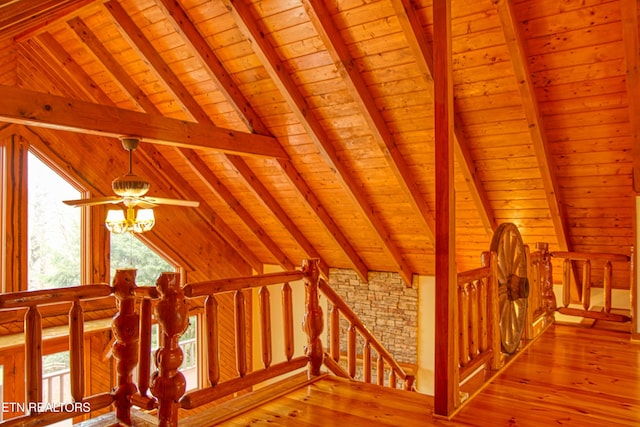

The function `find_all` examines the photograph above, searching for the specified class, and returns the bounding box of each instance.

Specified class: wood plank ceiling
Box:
[0,0,636,285]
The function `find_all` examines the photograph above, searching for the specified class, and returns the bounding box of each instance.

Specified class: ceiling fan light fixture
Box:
[105,206,155,234]
[133,208,155,233]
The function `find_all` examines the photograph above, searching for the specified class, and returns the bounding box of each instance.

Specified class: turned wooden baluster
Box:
[329,304,340,362]
[205,294,220,386]
[562,258,572,308]
[150,272,189,427]
[235,290,248,377]
[536,242,556,316]
[69,299,85,402]
[376,355,384,386]
[478,278,488,352]
[112,269,139,425]
[363,341,371,383]
[469,281,479,359]
[582,259,592,310]
[604,260,613,313]
[302,259,324,377]
[25,306,42,412]
[282,282,294,362]
[259,286,272,368]
[457,283,469,367]
[347,324,356,378]
[138,297,152,397]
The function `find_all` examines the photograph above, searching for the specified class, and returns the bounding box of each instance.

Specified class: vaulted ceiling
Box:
[0,0,636,285]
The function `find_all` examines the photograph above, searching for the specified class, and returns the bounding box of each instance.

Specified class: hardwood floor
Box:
[451,325,640,426]
[217,325,640,426]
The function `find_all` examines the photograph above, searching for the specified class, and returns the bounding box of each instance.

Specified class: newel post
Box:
[536,242,557,318]
[302,259,324,377]
[112,269,139,426]
[150,272,189,427]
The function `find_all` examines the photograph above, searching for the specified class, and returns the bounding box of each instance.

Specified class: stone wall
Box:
[328,268,418,365]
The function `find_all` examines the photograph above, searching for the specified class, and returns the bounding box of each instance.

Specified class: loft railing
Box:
[320,279,415,390]
[136,258,411,425]
[0,258,410,426]
[552,250,632,322]
[0,284,115,427]
[456,251,500,389]
[454,244,556,408]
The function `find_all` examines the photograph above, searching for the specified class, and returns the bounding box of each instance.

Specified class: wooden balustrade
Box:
[318,277,415,390]
[0,283,114,426]
[552,250,631,322]
[0,259,428,426]
[457,252,500,386]
[179,269,308,409]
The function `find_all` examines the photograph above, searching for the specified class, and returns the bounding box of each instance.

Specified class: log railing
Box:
[456,251,500,387]
[0,282,115,427]
[320,278,415,390]
[552,250,631,322]
[455,244,556,406]
[175,268,308,414]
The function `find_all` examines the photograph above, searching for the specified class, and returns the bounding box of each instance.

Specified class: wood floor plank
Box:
[453,325,640,426]
[210,325,640,426]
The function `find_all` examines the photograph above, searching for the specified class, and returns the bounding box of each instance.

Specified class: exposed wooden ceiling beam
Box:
[391,0,497,237]
[621,0,640,193]
[104,0,315,275]
[223,0,414,285]
[303,0,436,244]
[0,0,92,42]
[154,0,368,281]
[24,30,264,273]
[494,0,570,251]
[0,84,287,159]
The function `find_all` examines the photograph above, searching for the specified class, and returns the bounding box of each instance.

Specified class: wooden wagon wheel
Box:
[490,223,529,354]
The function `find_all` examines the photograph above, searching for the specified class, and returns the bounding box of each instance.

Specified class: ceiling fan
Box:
[63,137,200,210]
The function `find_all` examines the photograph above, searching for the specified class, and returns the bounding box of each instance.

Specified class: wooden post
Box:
[150,272,189,427]
[484,251,502,371]
[2,134,28,294]
[433,0,458,416]
[302,259,324,377]
[112,269,139,426]
[536,242,556,317]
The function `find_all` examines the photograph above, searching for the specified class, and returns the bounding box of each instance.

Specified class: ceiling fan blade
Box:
[63,196,123,207]
[141,196,200,207]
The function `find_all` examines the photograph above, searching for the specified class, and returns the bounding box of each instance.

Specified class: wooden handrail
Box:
[0,284,111,308]
[183,270,305,297]
[318,277,414,390]
[551,250,631,322]
[551,251,630,263]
